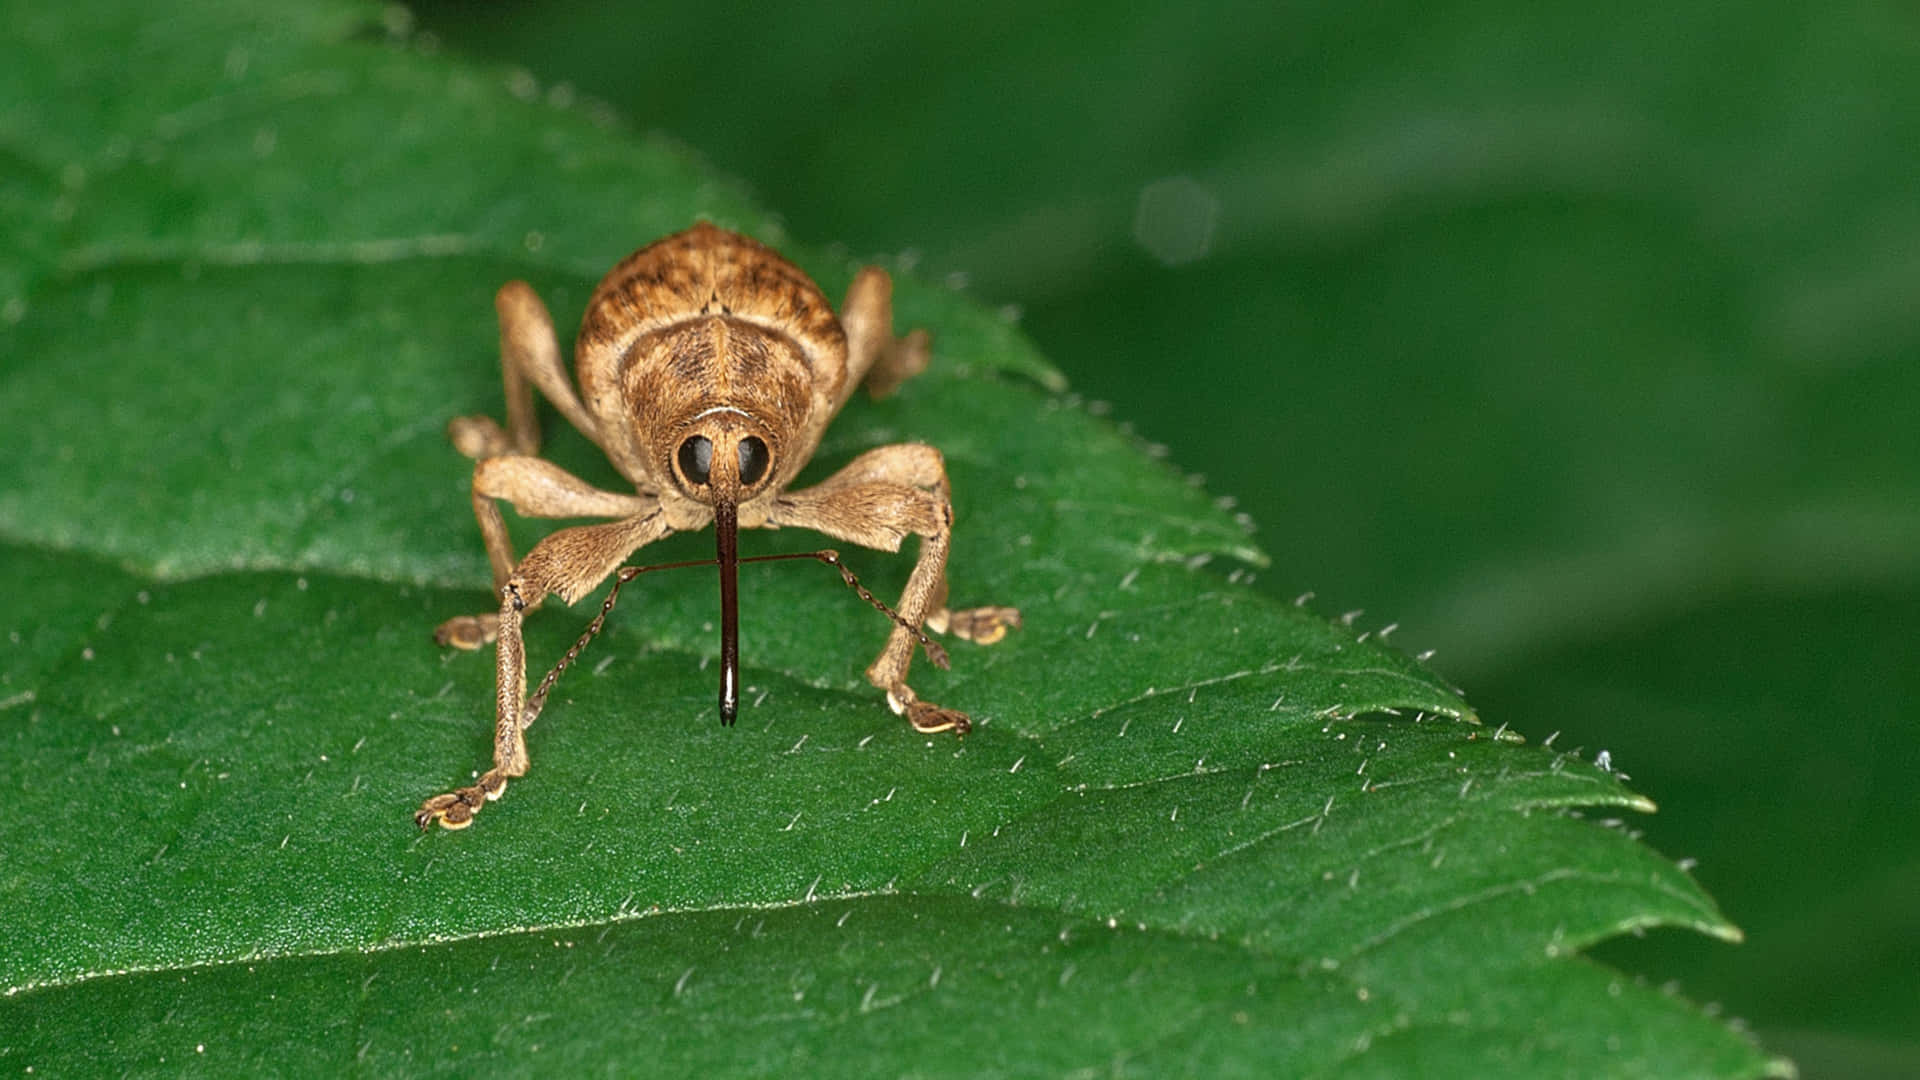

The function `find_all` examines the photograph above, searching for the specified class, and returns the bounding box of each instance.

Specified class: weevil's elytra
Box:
[416,223,1021,830]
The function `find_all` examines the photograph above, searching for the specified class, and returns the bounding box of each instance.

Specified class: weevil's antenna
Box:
[741,550,949,670]
[522,550,945,727]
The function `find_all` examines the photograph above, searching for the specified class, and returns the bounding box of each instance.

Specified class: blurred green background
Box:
[409,2,1919,1074]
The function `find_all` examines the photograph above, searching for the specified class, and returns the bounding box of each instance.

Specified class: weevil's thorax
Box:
[574,225,849,515]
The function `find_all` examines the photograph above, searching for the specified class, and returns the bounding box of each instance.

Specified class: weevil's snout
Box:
[669,416,774,728]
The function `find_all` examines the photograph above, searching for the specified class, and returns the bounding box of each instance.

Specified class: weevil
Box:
[416,223,1021,829]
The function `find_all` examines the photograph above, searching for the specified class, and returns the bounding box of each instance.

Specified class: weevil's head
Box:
[608,314,811,514]
[667,406,778,511]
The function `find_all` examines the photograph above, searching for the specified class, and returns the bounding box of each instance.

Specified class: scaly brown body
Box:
[417,223,1019,830]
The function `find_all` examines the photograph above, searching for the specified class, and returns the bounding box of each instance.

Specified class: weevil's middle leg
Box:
[771,444,1019,735]
[436,282,620,649]
[923,583,1023,646]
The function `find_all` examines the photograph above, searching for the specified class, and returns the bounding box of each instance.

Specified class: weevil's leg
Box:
[774,445,1018,646]
[771,444,1019,735]
[838,268,931,404]
[448,281,605,460]
[417,510,673,830]
[434,457,657,649]
[922,577,1023,645]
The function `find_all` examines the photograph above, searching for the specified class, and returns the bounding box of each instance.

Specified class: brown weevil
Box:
[416,224,1021,829]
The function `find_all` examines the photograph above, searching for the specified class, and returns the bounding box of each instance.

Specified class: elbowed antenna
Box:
[518,550,950,739]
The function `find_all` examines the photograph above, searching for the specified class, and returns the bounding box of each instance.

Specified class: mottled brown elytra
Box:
[416,224,1020,830]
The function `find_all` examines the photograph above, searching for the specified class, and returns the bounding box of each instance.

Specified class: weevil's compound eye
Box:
[738,436,769,486]
[677,435,713,486]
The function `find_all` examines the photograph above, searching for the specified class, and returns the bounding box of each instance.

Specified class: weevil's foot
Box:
[886,685,972,736]
[933,605,1022,646]
[434,613,500,650]
[415,770,508,830]
[865,329,932,400]
[448,415,515,460]
[910,701,971,735]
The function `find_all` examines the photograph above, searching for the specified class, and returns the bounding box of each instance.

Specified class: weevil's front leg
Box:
[434,456,657,649]
[771,444,1019,734]
[418,510,673,829]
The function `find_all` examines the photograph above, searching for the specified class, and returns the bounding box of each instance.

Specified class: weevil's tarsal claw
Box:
[447,414,519,460]
[886,685,972,736]
[433,612,501,650]
[415,770,509,830]
[935,605,1022,646]
[907,701,971,735]
[415,796,473,830]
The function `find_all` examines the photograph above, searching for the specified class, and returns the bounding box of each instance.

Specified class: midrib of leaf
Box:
[1,795,1715,1026]
[2,881,904,1000]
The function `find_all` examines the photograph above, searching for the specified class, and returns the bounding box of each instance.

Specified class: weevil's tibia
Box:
[414,586,530,830]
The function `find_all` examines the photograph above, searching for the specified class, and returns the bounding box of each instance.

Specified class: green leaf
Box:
[412,2,1920,1071]
[0,2,1779,1075]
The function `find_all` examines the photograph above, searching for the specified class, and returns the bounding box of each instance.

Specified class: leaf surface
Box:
[0,2,1776,1075]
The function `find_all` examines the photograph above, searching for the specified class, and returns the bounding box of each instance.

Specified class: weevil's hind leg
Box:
[770,444,1019,736]
[418,511,672,830]
[839,268,931,403]
[434,286,624,650]
[448,285,545,461]
[448,281,606,461]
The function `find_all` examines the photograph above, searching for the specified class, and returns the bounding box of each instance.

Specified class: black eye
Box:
[677,435,713,486]
[737,436,769,486]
